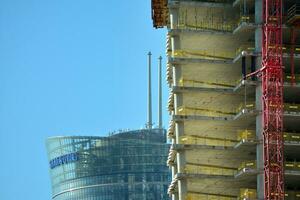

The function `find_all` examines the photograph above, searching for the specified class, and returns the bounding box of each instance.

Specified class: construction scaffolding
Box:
[151,0,168,28]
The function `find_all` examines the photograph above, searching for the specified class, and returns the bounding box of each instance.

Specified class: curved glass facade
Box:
[46,129,170,200]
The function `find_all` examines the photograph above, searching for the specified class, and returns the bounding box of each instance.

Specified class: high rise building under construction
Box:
[151,0,300,199]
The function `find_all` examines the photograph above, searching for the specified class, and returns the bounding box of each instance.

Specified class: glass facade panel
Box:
[46,129,170,200]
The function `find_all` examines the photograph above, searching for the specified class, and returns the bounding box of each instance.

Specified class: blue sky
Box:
[0,1,167,199]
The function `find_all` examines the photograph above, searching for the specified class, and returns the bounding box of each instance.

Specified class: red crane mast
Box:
[261,0,285,199]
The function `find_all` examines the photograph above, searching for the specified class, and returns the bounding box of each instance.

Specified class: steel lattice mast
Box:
[261,0,285,199]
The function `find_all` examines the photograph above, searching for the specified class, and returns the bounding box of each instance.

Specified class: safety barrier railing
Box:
[284,74,300,83]
[285,191,300,199]
[238,160,300,172]
[184,161,300,180]
[171,45,255,62]
[238,161,256,171]
[177,10,255,32]
[177,106,236,117]
[177,8,235,32]
[285,103,300,113]
[236,102,255,113]
[285,161,300,171]
[237,130,300,143]
[173,9,295,33]
[240,188,257,200]
[237,129,256,141]
[176,103,300,119]
[263,45,300,55]
[179,135,237,147]
[184,163,237,176]
[177,21,235,32]
[186,193,236,200]
[188,0,232,3]
[178,78,236,88]
[283,46,300,54]
[235,45,255,56]
[176,131,298,147]
[170,44,300,65]
[173,49,234,60]
[287,4,300,24]
[240,189,300,200]
[236,15,254,25]
[238,102,300,113]
[284,132,300,143]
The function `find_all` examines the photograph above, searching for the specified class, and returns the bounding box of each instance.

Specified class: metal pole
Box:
[147,52,153,129]
[158,56,163,129]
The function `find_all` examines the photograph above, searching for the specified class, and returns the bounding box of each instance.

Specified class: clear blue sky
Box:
[0,1,167,199]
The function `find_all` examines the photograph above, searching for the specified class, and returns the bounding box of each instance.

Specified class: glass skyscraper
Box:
[46,128,170,200]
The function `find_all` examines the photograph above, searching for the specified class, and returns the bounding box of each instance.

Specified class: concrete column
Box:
[171,35,180,58]
[173,66,186,200]
[255,0,263,199]
[176,125,187,200]
[256,87,264,200]
[170,8,179,30]
[172,193,179,200]
[170,7,180,58]
[170,6,187,200]
[172,166,179,200]
[242,56,246,79]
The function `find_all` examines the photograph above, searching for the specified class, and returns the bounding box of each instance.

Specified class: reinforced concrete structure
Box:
[46,129,170,200]
[151,0,300,199]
